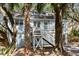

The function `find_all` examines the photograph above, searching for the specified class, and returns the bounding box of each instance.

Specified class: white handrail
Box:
[41,30,55,45]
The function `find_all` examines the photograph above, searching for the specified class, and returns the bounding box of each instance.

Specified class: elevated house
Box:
[14,11,68,49]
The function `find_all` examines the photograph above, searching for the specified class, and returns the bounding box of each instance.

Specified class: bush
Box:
[70,29,79,37]
[69,28,79,42]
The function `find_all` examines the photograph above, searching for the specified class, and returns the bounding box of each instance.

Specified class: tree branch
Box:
[0,5,14,27]
[66,13,79,22]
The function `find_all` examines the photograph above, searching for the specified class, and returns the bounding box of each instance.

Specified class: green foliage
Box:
[13,3,24,14]
[43,4,53,12]
[9,3,19,10]
[4,3,24,14]
[0,26,5,33]
[70,28,79,37]
[0,44,15,56]
[0,26,3,31]
[0,48,6,55]
[36,3,46,13]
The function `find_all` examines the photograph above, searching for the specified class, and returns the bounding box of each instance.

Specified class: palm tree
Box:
[24,3,32,55]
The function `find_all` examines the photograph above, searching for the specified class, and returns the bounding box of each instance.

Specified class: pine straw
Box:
[11,47,68,56]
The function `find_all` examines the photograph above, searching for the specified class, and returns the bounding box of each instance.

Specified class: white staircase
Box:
[32,28,55,50]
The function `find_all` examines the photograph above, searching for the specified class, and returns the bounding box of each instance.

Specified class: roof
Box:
[13,12,55,21]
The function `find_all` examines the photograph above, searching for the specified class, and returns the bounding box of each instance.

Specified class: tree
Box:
[0,4,18,55]
[0,4,17,48]
[0,25,9,47]
[53,4,68,55]
[24,3,32,55]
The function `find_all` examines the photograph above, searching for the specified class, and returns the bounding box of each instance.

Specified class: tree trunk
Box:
[24,3,31,55]
[11,19,17,46]
[54,4,63,55]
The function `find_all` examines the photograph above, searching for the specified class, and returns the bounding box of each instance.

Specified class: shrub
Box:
[69,28,79,42]
[70,28,79,37]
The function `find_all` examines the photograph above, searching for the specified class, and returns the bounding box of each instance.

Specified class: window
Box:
[34,21,36,26]
[19,19,23,25]
[37,21,40,27]
[44,22,47,25]
[34,21,40,27]
[44,21,48,29]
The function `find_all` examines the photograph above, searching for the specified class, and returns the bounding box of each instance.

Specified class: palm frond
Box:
[36,3,46,13]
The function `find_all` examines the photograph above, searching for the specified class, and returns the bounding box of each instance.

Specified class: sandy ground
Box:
[11,47,56,56]
[1,42,79,56]
[11,42,79,56]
